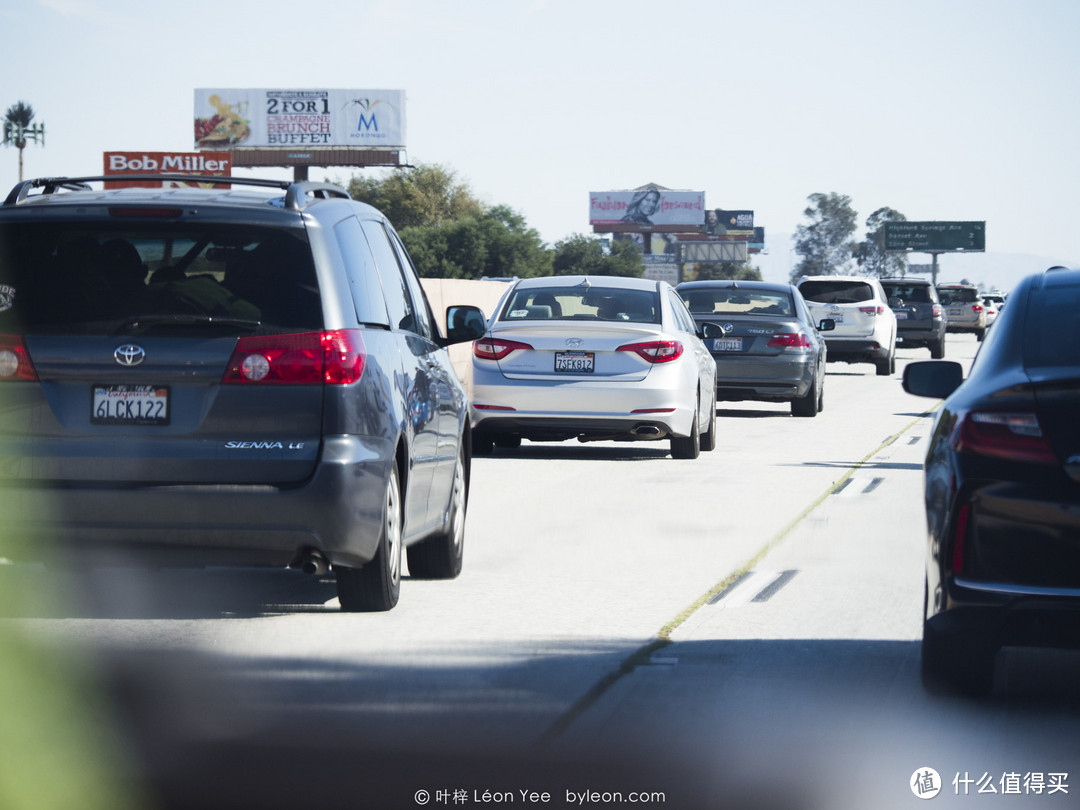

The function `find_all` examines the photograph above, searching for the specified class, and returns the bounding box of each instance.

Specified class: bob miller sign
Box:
[590,186,705,233]
[103,151,232,188]
[194,89,406,150]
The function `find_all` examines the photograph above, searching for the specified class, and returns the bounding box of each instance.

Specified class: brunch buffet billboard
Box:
[194,89,406,150]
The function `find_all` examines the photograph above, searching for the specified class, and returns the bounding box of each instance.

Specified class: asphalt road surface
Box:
[3,333,1078,810]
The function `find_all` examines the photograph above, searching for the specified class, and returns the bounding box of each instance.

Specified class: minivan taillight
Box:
[0,335,37,381]
[951,411,1057,465]
[222,330,366,385]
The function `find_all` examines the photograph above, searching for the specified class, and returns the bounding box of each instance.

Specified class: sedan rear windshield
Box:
[500,286,660,323]
[798,281,874,304]
[0,222,322,335]
[682,288,793,316]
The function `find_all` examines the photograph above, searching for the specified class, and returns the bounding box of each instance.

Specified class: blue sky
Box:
[3,0,1078,287]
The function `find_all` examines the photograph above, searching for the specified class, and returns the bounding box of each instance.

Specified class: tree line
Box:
[790,191,908,283]
[347,164,762,281]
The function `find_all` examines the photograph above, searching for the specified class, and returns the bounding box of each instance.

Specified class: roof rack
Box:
[3,175,351,211]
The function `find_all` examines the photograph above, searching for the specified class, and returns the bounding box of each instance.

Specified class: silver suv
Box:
[796,275,897,376]
[936,282,987,341]
[0,175,485,611]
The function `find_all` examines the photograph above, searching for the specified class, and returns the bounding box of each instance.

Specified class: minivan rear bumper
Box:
[1,435,393,570]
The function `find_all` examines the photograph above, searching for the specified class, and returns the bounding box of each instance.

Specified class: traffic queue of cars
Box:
[1,173,1066,698]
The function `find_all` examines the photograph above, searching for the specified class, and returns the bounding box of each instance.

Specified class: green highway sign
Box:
[884,221,985,252]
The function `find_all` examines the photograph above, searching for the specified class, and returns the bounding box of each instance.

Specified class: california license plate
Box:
[711,337,743,352]
[92,384,170,425]
[554,351,594,373]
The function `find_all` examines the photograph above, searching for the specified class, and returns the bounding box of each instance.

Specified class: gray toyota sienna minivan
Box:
[0,175,485,611]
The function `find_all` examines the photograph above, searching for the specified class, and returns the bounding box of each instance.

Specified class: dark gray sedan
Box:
[677,280,833,417]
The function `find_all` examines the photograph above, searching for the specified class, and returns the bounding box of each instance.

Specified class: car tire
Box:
[976,329,986,342]
[930,339,946,359]
[670,401,701,460]
[875,352,893,376]
[791,375,820,417]
[700,393,717,451]
[335,462,403,612]
[920,619,996,697]
[407,444,467,580]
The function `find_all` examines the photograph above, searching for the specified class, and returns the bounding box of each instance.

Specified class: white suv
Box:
[796,275,897,376]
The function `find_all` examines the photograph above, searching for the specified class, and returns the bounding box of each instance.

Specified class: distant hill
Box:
[754,235,1077,295]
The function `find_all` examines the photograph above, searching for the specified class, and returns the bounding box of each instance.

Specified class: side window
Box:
[361,219,415,333]
[333,216,391,327]
[387,227,435,341]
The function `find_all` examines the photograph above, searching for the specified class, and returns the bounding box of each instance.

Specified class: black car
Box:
[903,267,1080,694]
[678,280,833,417]
[0,175,485,612]
[881,277,946,358]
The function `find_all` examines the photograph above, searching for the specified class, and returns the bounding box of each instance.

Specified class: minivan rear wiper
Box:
[114,314,265,335]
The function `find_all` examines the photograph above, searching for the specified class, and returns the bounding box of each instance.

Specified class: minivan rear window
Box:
[0,222,322,335]
[798,280,874,304]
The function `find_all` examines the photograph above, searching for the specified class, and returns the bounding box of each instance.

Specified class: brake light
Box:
[972,304,984,313]
[858,306,885,315]
[474,338,532,361]
[617,340,684,363]
[951,411,1057,465]
[0,335,37,381]
[931,305,942,318]
[767,333,813,349]
[222,329,366,385]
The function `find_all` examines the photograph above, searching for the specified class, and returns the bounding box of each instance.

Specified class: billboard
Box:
[194,89,406,150]
[703,209,754,235]
[590,188,705,231]
[103,151,232,188]
[884,221,985,252]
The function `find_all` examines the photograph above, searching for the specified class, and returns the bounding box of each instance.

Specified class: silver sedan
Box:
[470,275,719,459]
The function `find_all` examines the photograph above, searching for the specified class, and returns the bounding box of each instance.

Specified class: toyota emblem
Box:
[114,344,146,367]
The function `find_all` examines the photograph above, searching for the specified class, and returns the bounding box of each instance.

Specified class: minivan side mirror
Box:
[444,305,487,345]
[902,360,965,399]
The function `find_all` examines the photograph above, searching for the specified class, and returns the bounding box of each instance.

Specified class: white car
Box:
[796,275,898,376]
[470,275,719,459]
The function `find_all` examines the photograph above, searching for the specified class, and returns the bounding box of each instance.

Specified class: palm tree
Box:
[3,101,41,181]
